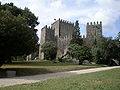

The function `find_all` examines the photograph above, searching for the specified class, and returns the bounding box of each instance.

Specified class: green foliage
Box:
[0,3,39,29]
[114,32,120,61]
[116,32,120,41]
[12,56,25,61]
[92,36,120,65]
[41,41,57,60]
[57,57,63,62]
[70,20,83,45]
[0,3,39,66]
[23,7,39,29]
[69,20,86,65]
[68,44,92,65]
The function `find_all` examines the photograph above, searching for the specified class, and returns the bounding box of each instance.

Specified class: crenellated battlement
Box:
[87,21,102,25]
[52,18,74,25]
[41,24,55,44]
[42,25,55,31]
[59,18,74,25]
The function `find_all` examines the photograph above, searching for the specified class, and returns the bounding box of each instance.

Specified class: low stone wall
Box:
[6,71,16,78]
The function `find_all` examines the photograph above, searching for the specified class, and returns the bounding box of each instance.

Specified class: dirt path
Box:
[0,66,120,87]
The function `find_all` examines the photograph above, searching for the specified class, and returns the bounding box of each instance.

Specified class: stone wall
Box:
[57,37,71,58]
[59,19,74,39]
[51,19,60,38]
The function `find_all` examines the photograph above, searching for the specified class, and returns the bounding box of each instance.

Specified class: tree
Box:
[91,36,120,65]
[70,20,83,45]
[41,41,57,60]
[116,32,120,41]
[0,3,39,30]
[0,3,39,66]
[114,32,120,62]
[68,44,92,65]
[68,20,91,65]
[92,37,112,64]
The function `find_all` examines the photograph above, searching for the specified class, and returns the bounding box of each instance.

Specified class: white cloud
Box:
[1,0,120,39]
[76,0,120,37]
[50,0,63,8]
[75,0,92,4]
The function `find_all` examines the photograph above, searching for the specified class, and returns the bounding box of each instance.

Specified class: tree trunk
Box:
[79,60,83,65]
[0,61,4,67]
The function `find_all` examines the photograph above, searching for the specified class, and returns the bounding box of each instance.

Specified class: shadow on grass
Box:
[0,61,106,78]
[7,61,79,66]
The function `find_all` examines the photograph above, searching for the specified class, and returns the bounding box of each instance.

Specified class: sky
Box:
[1,0,120,40]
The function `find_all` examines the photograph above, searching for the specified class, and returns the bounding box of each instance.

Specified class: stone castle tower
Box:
[86,21,102,47]
[39,25,55,59]
[39,19,74,59]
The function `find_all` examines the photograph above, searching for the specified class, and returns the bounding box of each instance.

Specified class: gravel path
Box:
[0,66,120,87]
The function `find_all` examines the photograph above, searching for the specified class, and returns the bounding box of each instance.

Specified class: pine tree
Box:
[70,20,83,45]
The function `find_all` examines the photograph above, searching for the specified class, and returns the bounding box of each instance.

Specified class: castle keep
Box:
[39,19,74,59]
[39,19,102,59]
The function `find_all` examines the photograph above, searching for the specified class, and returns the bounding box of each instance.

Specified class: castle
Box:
[39,18,102,59]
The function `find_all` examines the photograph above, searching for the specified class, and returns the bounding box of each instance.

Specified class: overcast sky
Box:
[1,0,120,40]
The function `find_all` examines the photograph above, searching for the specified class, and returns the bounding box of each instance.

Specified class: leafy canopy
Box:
[0,3,39,65]
[68,44,92,65]
[41,41,57,60]
[91,36,120,65]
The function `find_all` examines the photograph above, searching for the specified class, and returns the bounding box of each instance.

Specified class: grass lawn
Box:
[0,60,105,77]
[0,68,120,90]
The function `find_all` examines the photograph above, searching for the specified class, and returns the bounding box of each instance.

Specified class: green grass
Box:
[1,68,120,90]
[0,60,106,77]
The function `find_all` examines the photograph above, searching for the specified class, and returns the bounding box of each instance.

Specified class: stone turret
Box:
[39,25,55,59]
[51,18,74,39]
[51,18,74,57]
[86,21,102,47]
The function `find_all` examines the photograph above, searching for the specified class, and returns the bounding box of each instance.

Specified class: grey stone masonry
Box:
[39,25,55,59]
[39,18,74,59]
[86,21,102,47]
